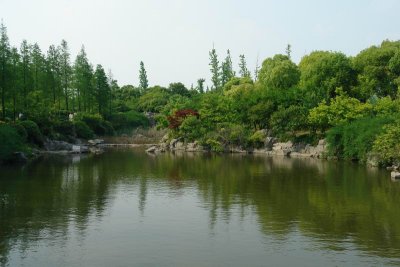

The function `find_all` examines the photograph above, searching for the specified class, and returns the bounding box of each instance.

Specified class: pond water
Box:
[0,148,400,266]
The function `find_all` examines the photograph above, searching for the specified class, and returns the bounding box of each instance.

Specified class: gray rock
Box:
[367,154,380,167]
[318,139,327,146]
[391,172,400,180]
[230,146,247,153]
[387,165,399,171]
[44,140,73,151]
[88,139,104,146]
[265,137,277,150]
[174,141,185,150]
[72,145,89,154]
[160,134,169,143]
[146,146,157,153]
[169,138,181,148]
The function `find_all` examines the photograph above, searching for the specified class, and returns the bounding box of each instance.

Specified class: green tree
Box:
[238,54,251,78]
[73,46,94,112]
[20,40,31,110]
[258,54,300,90]
[10,47,20,121]
[60,40,72,111]
[299,51,356,104]
[285,44,292,59]
[94,64,110,116]
[168,82,190,96]
[46,44,61,107]
[139,61,148,90]
[196,78,205,93]
[352,40,400,99]
[221,50,235,86]
[209,48,220,90]
[0,21,10,120]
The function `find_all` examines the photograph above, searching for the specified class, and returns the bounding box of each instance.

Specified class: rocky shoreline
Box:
[146,135,328,159]
[145,135,400,181]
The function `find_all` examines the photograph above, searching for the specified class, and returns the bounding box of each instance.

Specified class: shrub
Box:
[10,123,28,141]
[53,120,75,137]
[326,116,394,161]
[178,115,203,141]
[372,121,400,166]
[75,113,115,136]
[270,105,308,139]
[19,120,44,146]
[248,130,266,148]
[167,109,199,129]
[309,94,373,132]
[109,111,149,130]
[0,124,24,161]
[73,121,94,139]
[218,123,249,147]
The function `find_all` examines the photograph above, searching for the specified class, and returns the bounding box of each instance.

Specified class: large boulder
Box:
[272,141,293,156]
[265,137,278,150]
[174,141,185,150]
[146,146,157,153]
[169,138,181,148]
[186,141,204,152]
[391,172,400,181]
[88,139,104,146]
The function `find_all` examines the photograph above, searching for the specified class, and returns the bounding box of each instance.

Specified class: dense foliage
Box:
[1,20,400,166]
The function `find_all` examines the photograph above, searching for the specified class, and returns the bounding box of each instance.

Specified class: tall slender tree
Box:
[94,64,109,116]
[197,78,205,93]
[10,47,20,121]
[139,61,148,90]
[46,45,61,108]
[209,47,220,90]
[286,44,292,59]
[239,54,251,78]
[73,45,93,112]
[0,21,10,120]
[221,50,235,86]
[20,40,31,110]
[60,40,72,111]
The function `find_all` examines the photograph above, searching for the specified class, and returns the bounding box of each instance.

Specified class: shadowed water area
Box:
[0,148,400,266]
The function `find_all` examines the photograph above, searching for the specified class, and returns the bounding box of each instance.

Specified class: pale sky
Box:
[1,0,399,88]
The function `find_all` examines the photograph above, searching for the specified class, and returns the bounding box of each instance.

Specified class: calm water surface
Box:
[1,148,400,266]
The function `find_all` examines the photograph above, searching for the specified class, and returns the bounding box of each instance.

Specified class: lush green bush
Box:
[218,123,249,147]
[270,105,308,139]
[248,130,266,149]
[178,115,204,141]
[10,123,28,141]
[0,124,25,161]
[202,131,225,152]
[309,94,373,131]
[19,120,44,146]
[326,116,394,161]
[73,121,94,139]
[75,113,115,136]
[53,120,75,137]
[109,111,149,130]
[372,120,400,166]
